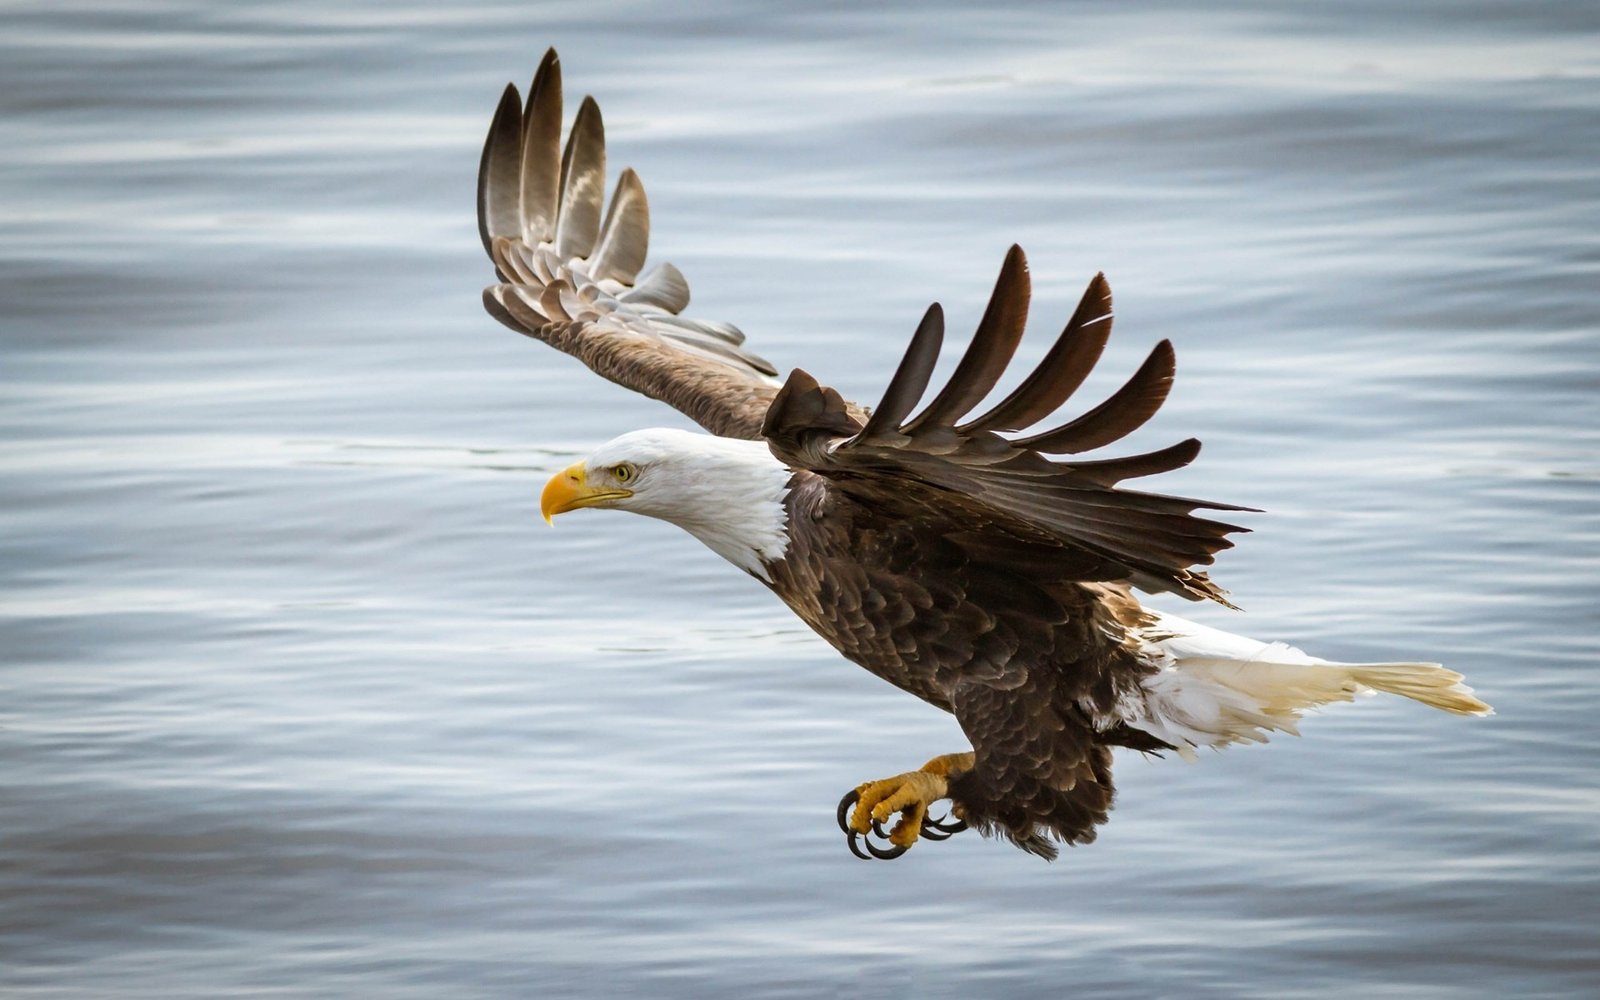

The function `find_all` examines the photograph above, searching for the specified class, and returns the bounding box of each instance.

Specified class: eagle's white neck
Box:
[592,429,793,581]
[669,440,793,580]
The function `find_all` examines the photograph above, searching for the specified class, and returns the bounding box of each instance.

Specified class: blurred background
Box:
[2,1,1596,997]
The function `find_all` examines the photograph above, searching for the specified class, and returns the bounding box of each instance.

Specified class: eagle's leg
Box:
[836,752,975,859]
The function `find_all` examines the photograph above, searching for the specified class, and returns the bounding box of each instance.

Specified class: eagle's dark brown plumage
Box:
[482,50,1492,860]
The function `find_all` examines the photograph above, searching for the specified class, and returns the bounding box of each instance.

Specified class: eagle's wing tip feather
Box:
[476,49,787,439]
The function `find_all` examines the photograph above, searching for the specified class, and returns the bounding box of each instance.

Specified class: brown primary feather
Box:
[555,96,605,262]
[1015,339,1175,453]
[958,271,1113,434]
[519,49,563,246]
[590,168,648,284]
[858,304,945,439]
[902,245,1030,433]
[477,83,525,260]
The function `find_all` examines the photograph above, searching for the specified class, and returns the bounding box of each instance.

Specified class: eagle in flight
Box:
[478,50,1490,860]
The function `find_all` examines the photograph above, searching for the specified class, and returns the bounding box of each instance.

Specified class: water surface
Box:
[2,2,1597,997]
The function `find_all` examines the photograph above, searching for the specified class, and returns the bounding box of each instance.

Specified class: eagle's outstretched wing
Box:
[762,244,1255,606]
[478,49,792,439]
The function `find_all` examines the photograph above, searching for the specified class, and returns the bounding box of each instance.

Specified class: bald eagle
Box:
[478,50,1490,860]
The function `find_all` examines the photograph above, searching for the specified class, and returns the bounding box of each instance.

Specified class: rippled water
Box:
[3,2,1597,997]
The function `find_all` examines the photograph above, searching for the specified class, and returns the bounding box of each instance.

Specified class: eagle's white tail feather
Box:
[1345,662,1491,716]
[1125,612,1491,757]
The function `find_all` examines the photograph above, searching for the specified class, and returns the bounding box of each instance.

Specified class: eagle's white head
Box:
[539,427,793,579]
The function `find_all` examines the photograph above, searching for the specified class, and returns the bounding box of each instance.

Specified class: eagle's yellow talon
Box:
[888,801,927,847]
[845,763,964,851]
[847,786,876,834]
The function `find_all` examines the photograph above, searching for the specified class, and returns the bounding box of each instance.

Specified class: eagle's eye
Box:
[612,463,637,484]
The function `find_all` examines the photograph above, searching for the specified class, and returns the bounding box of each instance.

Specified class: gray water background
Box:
[2,1,1597,996]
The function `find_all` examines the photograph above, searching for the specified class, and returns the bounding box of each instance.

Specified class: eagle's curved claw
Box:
[918,811,968,841]
[836,789,906,859]
[863,835,908,860]
[836,788,859,835]
[845,830,874,860]
[837,789,909,859]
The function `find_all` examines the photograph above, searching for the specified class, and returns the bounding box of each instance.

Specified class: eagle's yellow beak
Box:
[540,462,632,524]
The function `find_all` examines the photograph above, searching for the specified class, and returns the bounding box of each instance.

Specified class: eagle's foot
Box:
[835,752,973,860]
